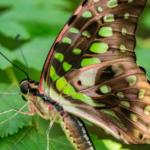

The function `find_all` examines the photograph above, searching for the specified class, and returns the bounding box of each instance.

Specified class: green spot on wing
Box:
[82,11,92,18]
[50,66,60,82]
[98,7,103,12]
[144,106,150,115]
[63,62,72,72]
[82,31,91,38]
[124,13,129,19]
[130,114,138,122]
[72,93,91,102]
[100,109,127,130]
[62,37,72,44]
[121,101,130,108]
[90,43,108,53]
[107,0,118,8]
[54,53,64,62]
[104,14,115,22]
[63,84,76,95]
[73,48,81,55]
[100,85,111,94]
[126,75,137,86]
[72,93,97,106]
[70,28,79,34]
[117,92,124,98]
[133,129,139,138]
[139,89,145,99]
[122,28,127,35]
[120,45,126,52]
[56,77,67,91]
[128,0,133,3]
[99,27,113,37]
[81,58,100,67]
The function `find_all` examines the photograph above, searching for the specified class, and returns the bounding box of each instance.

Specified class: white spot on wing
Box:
[78,68,97,86]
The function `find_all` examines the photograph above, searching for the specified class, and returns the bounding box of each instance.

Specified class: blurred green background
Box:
[0,0,150,150]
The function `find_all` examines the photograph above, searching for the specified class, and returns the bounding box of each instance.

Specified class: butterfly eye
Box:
[20,82,29,94]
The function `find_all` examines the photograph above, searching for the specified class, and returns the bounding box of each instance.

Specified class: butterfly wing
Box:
[56,59,150,144]
[39,0,146,93]
[39,0,149,144]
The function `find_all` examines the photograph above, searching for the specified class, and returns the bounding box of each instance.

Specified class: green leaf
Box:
[0,0,72,39]
[14,36,56,70]
[0,46,15,69]
[0,0,72,9]
[0,21,30,39]
[140,3,150,30]
[0,126,74,150]
[22,22,62,38]
[0,83,32,137]
[81,118,93,126]
[91,135,129,150]
[135,47,150,78]
[51,136,74,150]
[102,140,122,150]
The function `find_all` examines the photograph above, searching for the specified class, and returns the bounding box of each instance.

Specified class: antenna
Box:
[0,92,21,95]
[15,34,30,78]
[0,52,29,79]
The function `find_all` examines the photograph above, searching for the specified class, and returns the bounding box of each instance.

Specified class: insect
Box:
[0,0,149,149]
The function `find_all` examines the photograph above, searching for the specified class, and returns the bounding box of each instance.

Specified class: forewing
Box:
[39,0,147,93]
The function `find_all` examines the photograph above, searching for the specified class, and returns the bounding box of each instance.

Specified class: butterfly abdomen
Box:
[61,114,95,150]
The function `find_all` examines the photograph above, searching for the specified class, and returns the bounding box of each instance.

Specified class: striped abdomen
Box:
[61,113,95,150]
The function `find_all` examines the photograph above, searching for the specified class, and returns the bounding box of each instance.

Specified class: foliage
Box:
[0,0,150,150]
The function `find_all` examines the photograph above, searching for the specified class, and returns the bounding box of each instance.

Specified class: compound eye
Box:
[20,82,29,94]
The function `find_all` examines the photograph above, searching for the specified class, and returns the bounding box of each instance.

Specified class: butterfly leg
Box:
[46,119,54,150]
[0,109,35,116]
[0,101,36,125]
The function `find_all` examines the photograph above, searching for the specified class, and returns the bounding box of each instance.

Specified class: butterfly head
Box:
[20,79,39,101]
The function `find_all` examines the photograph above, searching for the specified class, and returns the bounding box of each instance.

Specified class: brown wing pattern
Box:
[40,0,149,144]
[59,59,150,144]
[40,0,147,92]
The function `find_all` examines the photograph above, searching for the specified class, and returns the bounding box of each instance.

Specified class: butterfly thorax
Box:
[20,79,63,122]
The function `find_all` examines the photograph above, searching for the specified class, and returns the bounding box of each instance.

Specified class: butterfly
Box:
[0,0,149,149]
